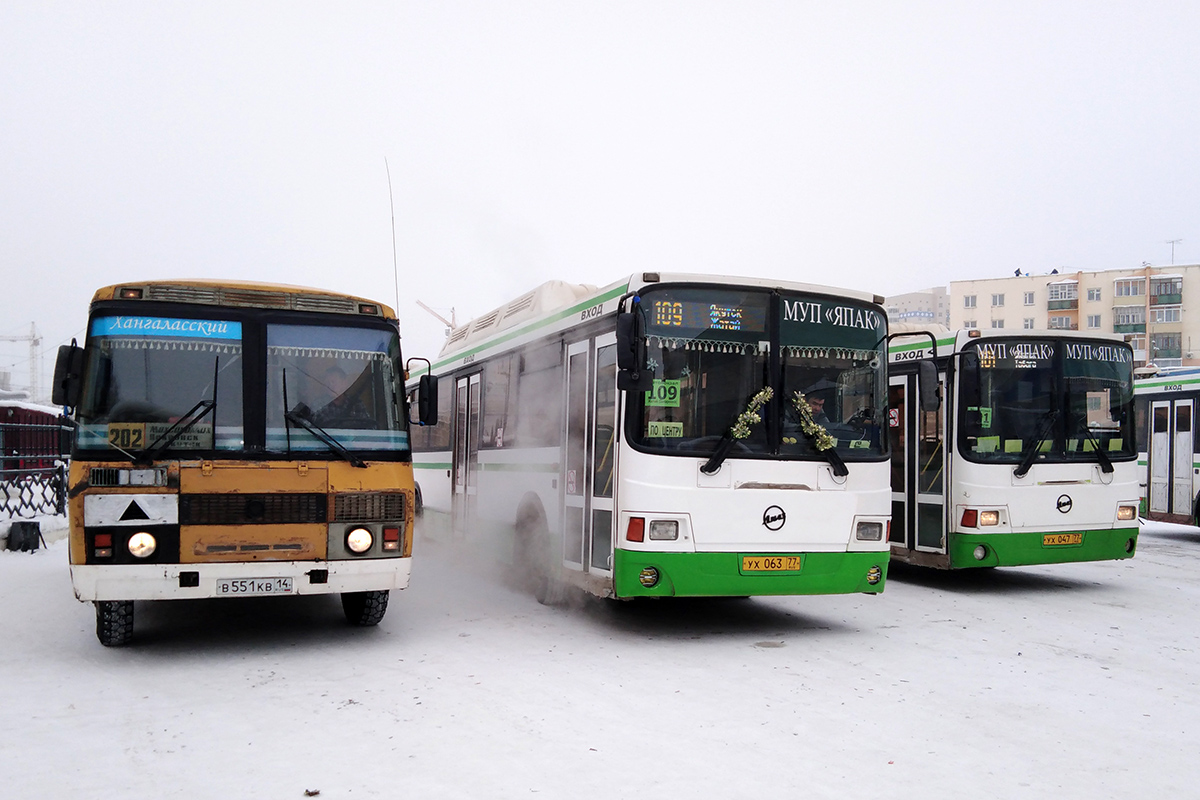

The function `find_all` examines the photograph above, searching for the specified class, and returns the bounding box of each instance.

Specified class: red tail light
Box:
[961,509,978,528]
[382,526,401,551]
[627,517,645,543]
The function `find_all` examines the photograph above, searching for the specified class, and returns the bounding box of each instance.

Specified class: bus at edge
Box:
[52,280,437,646]
[887,326,1139,569]
[1132,365,1200,525]
[408,272,903,601]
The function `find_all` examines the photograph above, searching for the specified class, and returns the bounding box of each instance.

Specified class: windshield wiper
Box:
[1013,408,1058,478]
[135,356,220,465]
[1076,419,1115,474]
[136,399,214,465]
[285,406,366,468]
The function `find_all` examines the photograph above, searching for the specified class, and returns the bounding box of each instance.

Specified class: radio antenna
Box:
[385,157,400,314]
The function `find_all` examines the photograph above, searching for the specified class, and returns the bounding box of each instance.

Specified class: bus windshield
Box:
[266,323,407,452]
[629,286,887,460]
[958,338,1136,464]
[76,315,245,453]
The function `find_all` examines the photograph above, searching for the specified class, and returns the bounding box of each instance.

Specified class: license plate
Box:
[1043,533,1083,546]
[741,555,801,572]
[214,577,295,596]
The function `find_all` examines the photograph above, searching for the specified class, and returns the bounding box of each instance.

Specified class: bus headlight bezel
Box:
[1116,505,1137,521]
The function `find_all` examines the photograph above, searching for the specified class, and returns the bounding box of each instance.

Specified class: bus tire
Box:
[414,484,424,517]
[95,600,134,647]
[342,590,389,626]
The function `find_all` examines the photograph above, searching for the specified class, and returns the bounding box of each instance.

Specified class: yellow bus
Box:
[52,280,437,646]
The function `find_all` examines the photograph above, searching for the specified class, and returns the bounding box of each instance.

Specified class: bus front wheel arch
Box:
[515,496,562,605]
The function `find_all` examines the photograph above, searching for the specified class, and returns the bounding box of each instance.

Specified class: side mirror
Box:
[417,374,438,425]
[918,360,941,412]
[616,310,652,391]
[52,344,85,408]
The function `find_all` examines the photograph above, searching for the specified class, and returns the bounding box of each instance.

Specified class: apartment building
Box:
[885,286,950,327]
[947,264,1200,367]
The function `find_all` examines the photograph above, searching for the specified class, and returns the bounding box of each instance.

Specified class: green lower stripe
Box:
[948,527,1139,568]
[414,462,452,470]
[613,549,888,597]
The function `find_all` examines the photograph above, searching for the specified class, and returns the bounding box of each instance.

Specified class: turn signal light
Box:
[382,526,401,551]
[94,532,113,559]
[961,509,978,528]
[627,517,645,543]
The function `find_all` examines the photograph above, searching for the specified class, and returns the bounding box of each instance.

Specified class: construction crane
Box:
[0,323,42,401]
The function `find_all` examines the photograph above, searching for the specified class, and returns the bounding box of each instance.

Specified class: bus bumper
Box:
[69,558,412,602]
[948,527,1139,569]
[612,549,888,598]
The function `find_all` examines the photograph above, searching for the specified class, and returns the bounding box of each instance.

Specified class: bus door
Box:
[563,335,618,576]
[1149,398,1193,517]
[889,370,946,556]
[453,373,481,538]
[1172,401,1194,516]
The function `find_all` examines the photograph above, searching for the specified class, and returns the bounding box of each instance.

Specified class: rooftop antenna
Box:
[385,157,400,314]
[1166,239,1182,265]
[416,300,456,336]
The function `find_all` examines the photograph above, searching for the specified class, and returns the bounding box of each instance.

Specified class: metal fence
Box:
[0,412,73,519]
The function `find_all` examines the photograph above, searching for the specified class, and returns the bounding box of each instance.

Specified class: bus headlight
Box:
[856,521,884,541]
[1117,505,1136,521]
[127,532,157,559]
[648,520,678,541]
[979,510,1000,526]
[346,527,374,554]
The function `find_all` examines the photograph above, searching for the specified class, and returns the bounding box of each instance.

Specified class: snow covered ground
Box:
[2,516,1198,799]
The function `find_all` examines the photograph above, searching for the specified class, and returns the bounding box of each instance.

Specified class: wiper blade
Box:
[285,408,366,468]
[136,399,214,465]
[1077,421,1115,474]
[1014,408,1058,478]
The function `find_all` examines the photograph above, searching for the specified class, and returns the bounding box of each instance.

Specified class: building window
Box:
[1114,306,1146,326]
[1152,307,1181,323]
[1087,314,1101,328]
[964,320,977,329]
[991,319,1005,329]
[1049,316,1074,330]
[1048,283,1078,301]
[1023,292,1035,306]
[1115,279,1144,297]
[964,295,976,309]
[1087,288,1101,301]
[991,293,1005,307]
[1152,332,1182,360]
[1023,318,1035,329]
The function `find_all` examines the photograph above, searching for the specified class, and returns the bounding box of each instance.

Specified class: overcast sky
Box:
[2,1,1198,391]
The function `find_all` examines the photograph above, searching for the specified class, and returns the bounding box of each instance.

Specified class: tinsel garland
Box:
[730,387,773,439]
[791,391,836,451]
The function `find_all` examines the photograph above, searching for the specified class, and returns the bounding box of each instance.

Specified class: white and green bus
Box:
[1132,365,1200,524]
[887,327,1140,569]
[409,273,897,601]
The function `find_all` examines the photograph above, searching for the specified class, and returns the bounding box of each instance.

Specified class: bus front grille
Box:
[334,492,406,522]
[180,493,328,525]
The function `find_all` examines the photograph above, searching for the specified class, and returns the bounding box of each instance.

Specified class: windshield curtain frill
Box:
[957,338,1136,464]
[627,287,887,462]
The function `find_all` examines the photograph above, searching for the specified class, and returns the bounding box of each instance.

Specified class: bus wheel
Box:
[342,590,389,626]
[95,600,134,647]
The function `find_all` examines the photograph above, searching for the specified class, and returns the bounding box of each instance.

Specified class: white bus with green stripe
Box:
[1132,365,1200,524]
[888,327,1139,569]
[409,273,893,601]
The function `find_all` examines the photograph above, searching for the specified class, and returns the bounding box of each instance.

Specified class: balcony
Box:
[1047,299,1079,310]
[1150,293,1182,306]
[1113,323,1146,334]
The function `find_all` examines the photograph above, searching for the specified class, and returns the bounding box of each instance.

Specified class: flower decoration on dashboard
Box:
[792,391,837,451]
[730,387,774,439]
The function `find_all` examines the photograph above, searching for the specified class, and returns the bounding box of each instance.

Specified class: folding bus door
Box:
[453,373,480,539]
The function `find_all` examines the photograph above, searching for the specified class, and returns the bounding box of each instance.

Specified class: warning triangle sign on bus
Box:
[120,501,151,521]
